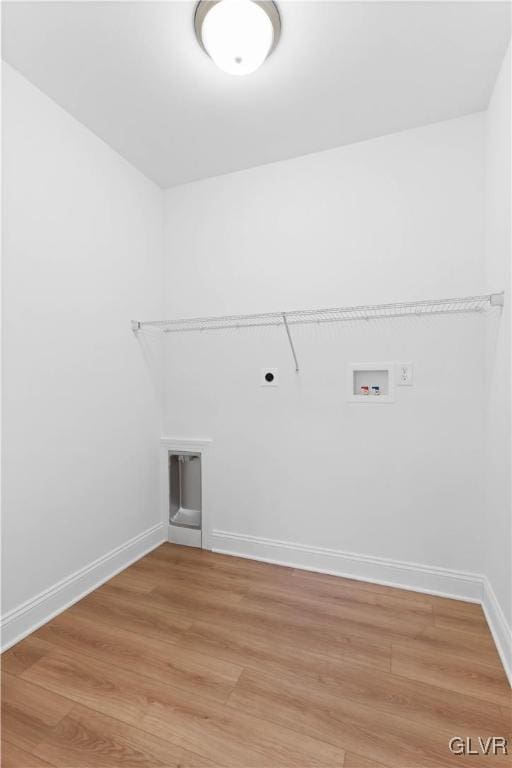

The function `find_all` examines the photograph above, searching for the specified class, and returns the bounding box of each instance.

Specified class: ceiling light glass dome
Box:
[195,0,281,76]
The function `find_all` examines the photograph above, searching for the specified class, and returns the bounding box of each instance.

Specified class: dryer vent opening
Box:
[169,452,202,532]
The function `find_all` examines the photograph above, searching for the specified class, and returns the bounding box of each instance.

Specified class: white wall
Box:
[2,55,509,673]
[483,45,511,629]
[163,114,488,577]
[2,64,164,624]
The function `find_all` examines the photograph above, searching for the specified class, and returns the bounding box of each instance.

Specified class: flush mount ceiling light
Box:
[194,0,281,76]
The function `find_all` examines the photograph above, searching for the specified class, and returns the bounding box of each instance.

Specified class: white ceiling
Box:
[3,1,510,188]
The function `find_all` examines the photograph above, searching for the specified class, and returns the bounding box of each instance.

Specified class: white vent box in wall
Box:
[347,362,395,403]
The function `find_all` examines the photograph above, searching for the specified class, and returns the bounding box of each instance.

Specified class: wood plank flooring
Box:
[2,543,511,767]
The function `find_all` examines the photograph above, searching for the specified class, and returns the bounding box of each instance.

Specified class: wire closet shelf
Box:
[132,293,503,335]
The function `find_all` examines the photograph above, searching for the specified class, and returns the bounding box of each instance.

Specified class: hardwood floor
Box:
[2,544,511,767]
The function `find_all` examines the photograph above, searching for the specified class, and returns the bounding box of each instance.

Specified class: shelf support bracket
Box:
[131,320,141,333]
[282,313,299,373]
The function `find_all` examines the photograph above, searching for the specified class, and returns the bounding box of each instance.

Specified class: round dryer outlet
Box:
[260,368,279,386]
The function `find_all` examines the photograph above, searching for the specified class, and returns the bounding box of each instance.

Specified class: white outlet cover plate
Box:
[397,362,413,386]
[261,368,279,386]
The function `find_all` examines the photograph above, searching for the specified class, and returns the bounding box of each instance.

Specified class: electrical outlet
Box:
[261,368,279,386]
[397,362,413,386]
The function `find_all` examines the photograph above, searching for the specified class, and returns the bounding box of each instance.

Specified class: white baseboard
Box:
[482,577,512,686]
[1,522,166,652]
[211,530,484,602]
